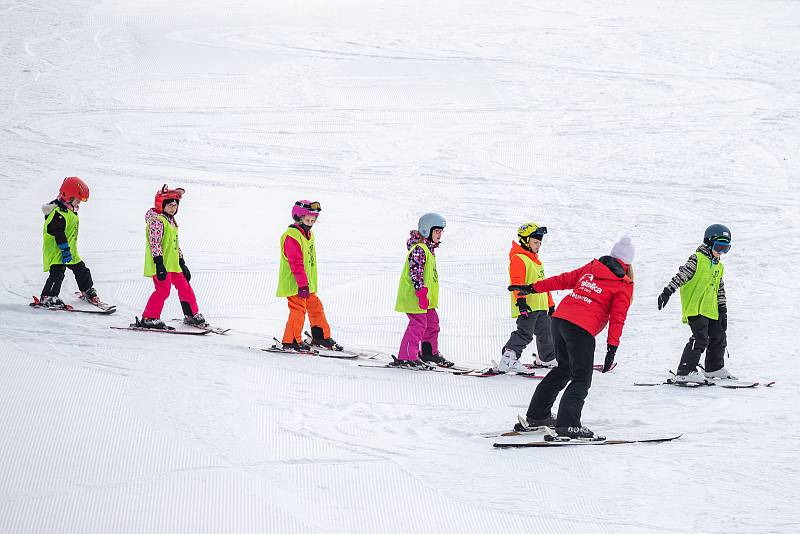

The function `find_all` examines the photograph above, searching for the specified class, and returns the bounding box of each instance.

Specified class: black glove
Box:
[179,258,191,282]
[657,288,672,310]
[718,304,727,331]
[516,297,532,318]
[154,255,167,281]
[508,284,537,295]
[603,344,617,373]
[548,305,555,317]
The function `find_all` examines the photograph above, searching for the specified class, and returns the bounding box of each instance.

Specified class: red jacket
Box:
[533,257,633,347]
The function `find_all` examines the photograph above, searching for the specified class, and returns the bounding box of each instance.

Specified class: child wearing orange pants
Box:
[276,200,342,351]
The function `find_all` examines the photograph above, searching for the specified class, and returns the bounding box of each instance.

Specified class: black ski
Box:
[110,325,210,335]
[170,319,230,335]
[31,296,115,315]
[494,434,683,448]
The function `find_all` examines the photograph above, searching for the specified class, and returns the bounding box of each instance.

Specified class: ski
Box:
[30,296,115,315]
[359,357,445,372]
[262,337,319,355]
[453,367,544,378]
[110,325,210,335]
[523,362,615,373]
[494,434,683,448]
[170,319,230,335]
[634,371,773,389]
[74,292,116,312]
[302,331,386,360]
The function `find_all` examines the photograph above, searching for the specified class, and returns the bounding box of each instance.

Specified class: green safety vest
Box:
[277,227,317,297]
[395,243,439,314]
[510,254,549,317]
[42,205,82,271]
[680,254,724,323]
[144,214,181,277]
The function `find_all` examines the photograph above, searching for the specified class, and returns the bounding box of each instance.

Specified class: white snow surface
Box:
[2,0,799,532]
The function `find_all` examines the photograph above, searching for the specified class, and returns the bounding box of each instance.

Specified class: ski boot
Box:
[80,287,102,306]
[390,357,429,369]
[40,296,67,309]
[533,356,557,369]
[672,370,710,385]
[183,312,207,326]
[554,426,605,440]
[283,340,313,352]
[419,342,454,368]
[514,413,556,432]
[136,317,168,329]
[497,348,525,373]
[703,367,737,380]
[309,326,343,351]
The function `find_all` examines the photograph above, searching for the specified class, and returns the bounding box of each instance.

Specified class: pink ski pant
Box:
[142,272,198,319]
[397,308,440,360]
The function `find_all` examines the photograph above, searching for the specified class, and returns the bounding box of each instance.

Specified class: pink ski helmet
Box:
[292,200,321,221]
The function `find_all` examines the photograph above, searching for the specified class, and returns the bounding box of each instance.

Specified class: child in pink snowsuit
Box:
[138,185,204,329]
[394,213,453,368]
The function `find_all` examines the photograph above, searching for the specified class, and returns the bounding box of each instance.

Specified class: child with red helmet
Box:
[137,184,205,329]
[39,177,103,307]
[276,200,342,351]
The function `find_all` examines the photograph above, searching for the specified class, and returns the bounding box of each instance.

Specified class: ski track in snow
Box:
[1,0,799,532]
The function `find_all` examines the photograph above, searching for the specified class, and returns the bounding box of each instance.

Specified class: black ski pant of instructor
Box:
[526,317,595,428]
[41,262,93,298]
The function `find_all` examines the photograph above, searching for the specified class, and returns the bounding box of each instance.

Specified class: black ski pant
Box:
[677,315,727,375]
[503,310,556,362]
[526,317,595,428]
[41,261,93,297]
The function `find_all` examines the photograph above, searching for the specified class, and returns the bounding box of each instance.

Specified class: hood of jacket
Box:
[509,241,542,264]
[406,230,438,253]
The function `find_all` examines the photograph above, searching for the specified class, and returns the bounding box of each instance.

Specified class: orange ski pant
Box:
[282,294,331,344]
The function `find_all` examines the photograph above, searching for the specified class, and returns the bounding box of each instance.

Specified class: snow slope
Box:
[1,0,799,532]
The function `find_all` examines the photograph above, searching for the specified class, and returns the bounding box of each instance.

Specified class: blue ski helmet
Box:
[418,212,446,239]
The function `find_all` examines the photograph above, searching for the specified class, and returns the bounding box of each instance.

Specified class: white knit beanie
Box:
[610,235,635,264]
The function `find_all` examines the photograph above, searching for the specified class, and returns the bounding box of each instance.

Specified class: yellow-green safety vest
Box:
[395,243,439,314]
[510,254,549,317]
[680,254,724,323]
[277,227,318,297]
[42,205,82,271]
[144,213,181,277]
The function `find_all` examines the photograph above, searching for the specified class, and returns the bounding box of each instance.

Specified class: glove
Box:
[508,284,537,295]
[603,344,618,373]
[516,297,532,318]
[298,286,310,299]
[657,288,672,310]
[548,305,555,317]
[153,255,167,281]
[415,287,429,310]
[718,304,727,331]
[58,242,72,263]
[179,258,191,282]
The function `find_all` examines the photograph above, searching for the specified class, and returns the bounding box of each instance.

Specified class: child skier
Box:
[39,176,102,307]
[276,200,342,351]
[498,222,556,372]
[138,184,205,329]
[519,236,635,440]
[394,213,454,368]
[657,224,733,383]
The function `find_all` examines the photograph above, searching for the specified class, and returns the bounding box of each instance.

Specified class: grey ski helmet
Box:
[703,224,732,245]
[418,212,446,239]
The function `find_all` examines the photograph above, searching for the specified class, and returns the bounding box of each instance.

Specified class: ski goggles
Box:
[531,226,548,239]
[295,200,321,212]
[710,240,731,254]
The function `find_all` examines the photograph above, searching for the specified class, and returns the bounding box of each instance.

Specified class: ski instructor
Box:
[512,235,635,440]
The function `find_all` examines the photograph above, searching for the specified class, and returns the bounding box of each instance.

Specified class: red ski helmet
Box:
[292,200,321,221]
[59,176,90,204]
[154,184,185,213]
